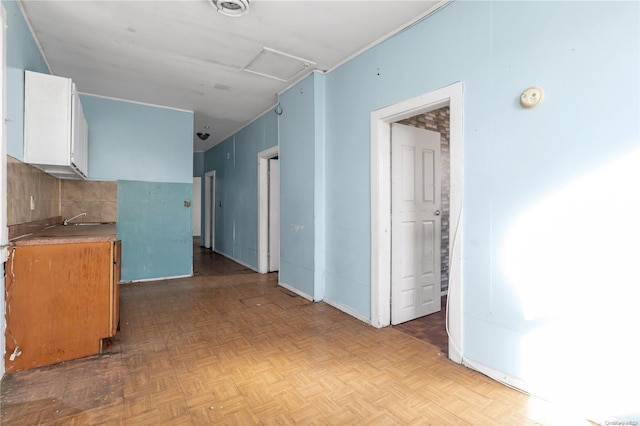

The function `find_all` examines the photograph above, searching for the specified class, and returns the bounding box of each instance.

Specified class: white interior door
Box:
[268,158,280,272]
[203,171,215,249]
[391,123,441,325]
[210,171,215,250]
[192,177,201,237]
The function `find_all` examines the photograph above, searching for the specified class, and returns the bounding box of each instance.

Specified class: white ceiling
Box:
[19,0,445,152]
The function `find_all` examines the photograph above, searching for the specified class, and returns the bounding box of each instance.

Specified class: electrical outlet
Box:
[30,196,35,211]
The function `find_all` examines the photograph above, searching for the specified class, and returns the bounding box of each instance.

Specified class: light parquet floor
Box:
[1,243,594,425]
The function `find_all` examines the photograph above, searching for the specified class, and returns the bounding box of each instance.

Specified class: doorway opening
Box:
[391,110,450,352]
[258,146,279,274]
[203,170,216,250]
[390,123,443,326]
[370,82,463,363]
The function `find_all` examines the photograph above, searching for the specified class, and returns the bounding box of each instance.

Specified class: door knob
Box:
[434,210,441,216]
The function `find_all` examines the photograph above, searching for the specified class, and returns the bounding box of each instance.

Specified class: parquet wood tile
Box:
[1,242,597,425]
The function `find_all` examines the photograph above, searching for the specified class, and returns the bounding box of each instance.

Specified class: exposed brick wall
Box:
[398,106,450,292]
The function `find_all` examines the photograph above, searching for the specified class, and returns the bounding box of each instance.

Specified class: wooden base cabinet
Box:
[4,240,121,373]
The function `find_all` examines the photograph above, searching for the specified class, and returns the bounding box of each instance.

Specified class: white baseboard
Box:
[463,358,620,425]
[121,273,193,284]
[278,281,313,301]
[448,337,462,364]
[323,297,371,324]
[462,357,531,395]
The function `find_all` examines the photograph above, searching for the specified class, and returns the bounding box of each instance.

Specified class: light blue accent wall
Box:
[117,181,192,281]
[3,0,49,159]
[203,111,278,268]
[278,74,317,298]
[80,95,193,184]
[324,0,639,420]
[80,95,194,281]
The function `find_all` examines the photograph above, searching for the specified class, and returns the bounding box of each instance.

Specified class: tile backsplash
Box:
[61,180,117,223]
[7,155,117,225]
[7,156,60,225]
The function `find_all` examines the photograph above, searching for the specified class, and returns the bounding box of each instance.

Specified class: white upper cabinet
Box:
[24,70,88,179]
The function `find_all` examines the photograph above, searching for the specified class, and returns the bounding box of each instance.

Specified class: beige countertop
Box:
[10,223,117,246]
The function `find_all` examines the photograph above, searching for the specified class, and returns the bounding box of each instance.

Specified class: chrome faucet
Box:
[63,212,87,226]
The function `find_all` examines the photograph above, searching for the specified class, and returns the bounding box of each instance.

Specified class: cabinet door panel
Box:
[24,71,72,166]
[4,242,112,373]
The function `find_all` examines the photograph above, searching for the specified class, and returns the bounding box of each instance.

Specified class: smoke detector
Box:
[210,0,250,17]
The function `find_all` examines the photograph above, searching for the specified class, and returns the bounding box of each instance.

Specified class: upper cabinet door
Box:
[24,70,88,179]
[71,86,89,177]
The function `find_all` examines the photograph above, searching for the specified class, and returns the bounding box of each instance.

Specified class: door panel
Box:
[421,221,435,274]
[401,146,415,201]
[391,123,442,325]
[422,150,435,202]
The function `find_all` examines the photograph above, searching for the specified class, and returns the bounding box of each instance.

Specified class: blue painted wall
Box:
[80,95,193,184]
[203,111,278,268]
[322,0,639,421]
[203,72,324,300]
[278,74,318,298]
[117,181,193,281]
[3,0,49,159]
[193,152,205,177]
[80,95,194,281]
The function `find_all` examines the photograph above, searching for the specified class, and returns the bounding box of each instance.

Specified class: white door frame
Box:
[370,82,463,363]
[268,158,280,272]
[0,6,7,264]
[203,170,216,249]
[258,146,279,274]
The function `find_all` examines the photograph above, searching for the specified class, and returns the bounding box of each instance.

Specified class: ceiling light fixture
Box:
[197,132,210,141]
[210,0,250,17]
